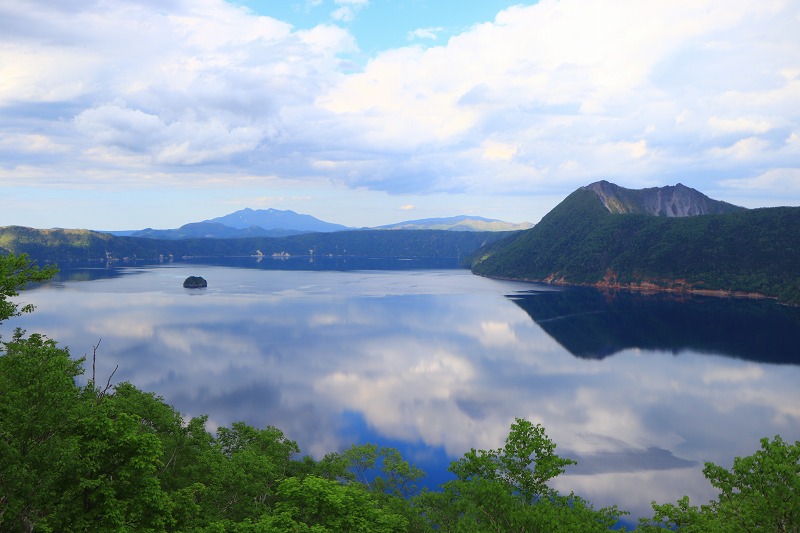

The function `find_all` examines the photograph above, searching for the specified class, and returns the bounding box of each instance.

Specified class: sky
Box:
[1,0,798,230]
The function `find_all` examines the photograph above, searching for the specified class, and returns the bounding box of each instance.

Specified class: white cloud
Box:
[708,116,774,135]
[331,0,368,22]
[0,133,68,154]
[482,141,518,161]
[408,27,444,41]
[1,0,799,226]
[720,168,800,192]
[331,6,355,22]
[708,137,770,160]
[310,0,798,195]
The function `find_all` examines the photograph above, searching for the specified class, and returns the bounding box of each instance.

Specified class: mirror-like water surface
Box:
[7,262,800,520]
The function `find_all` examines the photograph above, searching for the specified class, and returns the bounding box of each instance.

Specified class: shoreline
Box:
[475,272,775,302]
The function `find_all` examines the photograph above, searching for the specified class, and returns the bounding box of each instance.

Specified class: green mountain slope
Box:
[0,226,510,263]
[129,222,305,239]
[470,186,800,304]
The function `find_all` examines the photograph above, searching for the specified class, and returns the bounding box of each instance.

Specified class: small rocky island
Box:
[183,276,207,288]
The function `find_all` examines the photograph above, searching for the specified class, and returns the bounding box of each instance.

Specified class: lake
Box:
[7,258,800,521]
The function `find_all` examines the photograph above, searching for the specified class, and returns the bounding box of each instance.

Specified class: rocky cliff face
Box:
[583,180,746,217]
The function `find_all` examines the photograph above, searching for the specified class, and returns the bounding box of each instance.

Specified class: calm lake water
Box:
[7,259,800,520]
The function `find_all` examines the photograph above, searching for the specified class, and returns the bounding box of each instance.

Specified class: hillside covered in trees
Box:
[0,226,509,264]
[471,183,800,305]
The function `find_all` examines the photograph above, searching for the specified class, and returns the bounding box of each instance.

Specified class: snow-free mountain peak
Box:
[583,180,745,217]
[376,215,533,231]
[206,208,351,232]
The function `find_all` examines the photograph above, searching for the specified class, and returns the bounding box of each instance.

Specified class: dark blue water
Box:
[8,260,800,520]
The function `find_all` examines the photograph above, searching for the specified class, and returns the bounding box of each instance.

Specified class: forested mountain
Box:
[470,183,800,304]
[0,225,509,263]
[129,222,306,240]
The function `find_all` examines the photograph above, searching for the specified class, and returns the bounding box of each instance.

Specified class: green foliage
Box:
[202,422,300,524]
[471,189,800,304]
[256,475,409,532]
[0,331,84,531]
[0,253,57,323]
[416,418,626,532]
[0,332,175,532]
[639,435,800,532]
[448,418,575,503]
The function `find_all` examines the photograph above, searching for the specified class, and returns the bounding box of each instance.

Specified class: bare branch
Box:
[97,364,118,404]
[91,339,101,386]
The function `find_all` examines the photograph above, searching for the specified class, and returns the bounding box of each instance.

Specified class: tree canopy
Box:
[0,253,58,323]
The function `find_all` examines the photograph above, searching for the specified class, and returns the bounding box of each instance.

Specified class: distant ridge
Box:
[206,208,351,233]
[584,180,745,217]
[129,222,305,240]
[110,209,529,239]
[122,208,351,239]
[375,215,533,232]
[471,181,800,305]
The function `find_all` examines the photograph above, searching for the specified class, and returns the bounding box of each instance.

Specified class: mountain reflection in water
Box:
[509,287,800,364]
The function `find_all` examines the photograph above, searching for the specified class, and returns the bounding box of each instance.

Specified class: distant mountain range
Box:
[108,208,530,239]
[0,225,511,264]
[470,180,800,304]
[208,208,351,233]
[375,215,533,232]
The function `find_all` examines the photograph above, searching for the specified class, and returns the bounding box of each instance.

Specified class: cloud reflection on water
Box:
[8,264,800,519]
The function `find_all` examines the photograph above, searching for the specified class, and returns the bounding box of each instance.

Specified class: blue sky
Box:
[0,0,798,230]
[237,0,521,57]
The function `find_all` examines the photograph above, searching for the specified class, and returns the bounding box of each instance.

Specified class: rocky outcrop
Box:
[183,276,207,288]
[583,180,746,217]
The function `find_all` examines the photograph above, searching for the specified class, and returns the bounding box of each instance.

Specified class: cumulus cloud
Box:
[0,0,354,174]
[1,0,799,219]
[310,0,799,195]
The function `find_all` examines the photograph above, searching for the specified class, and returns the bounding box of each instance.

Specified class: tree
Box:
[197,422,300,524]
[0,332,177,531]
[416,418,626,532]
[0,331,83,531]
[254,475,409,532]
[640,435,800,532]
[448,418,576,503]
[0,253,57,324]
